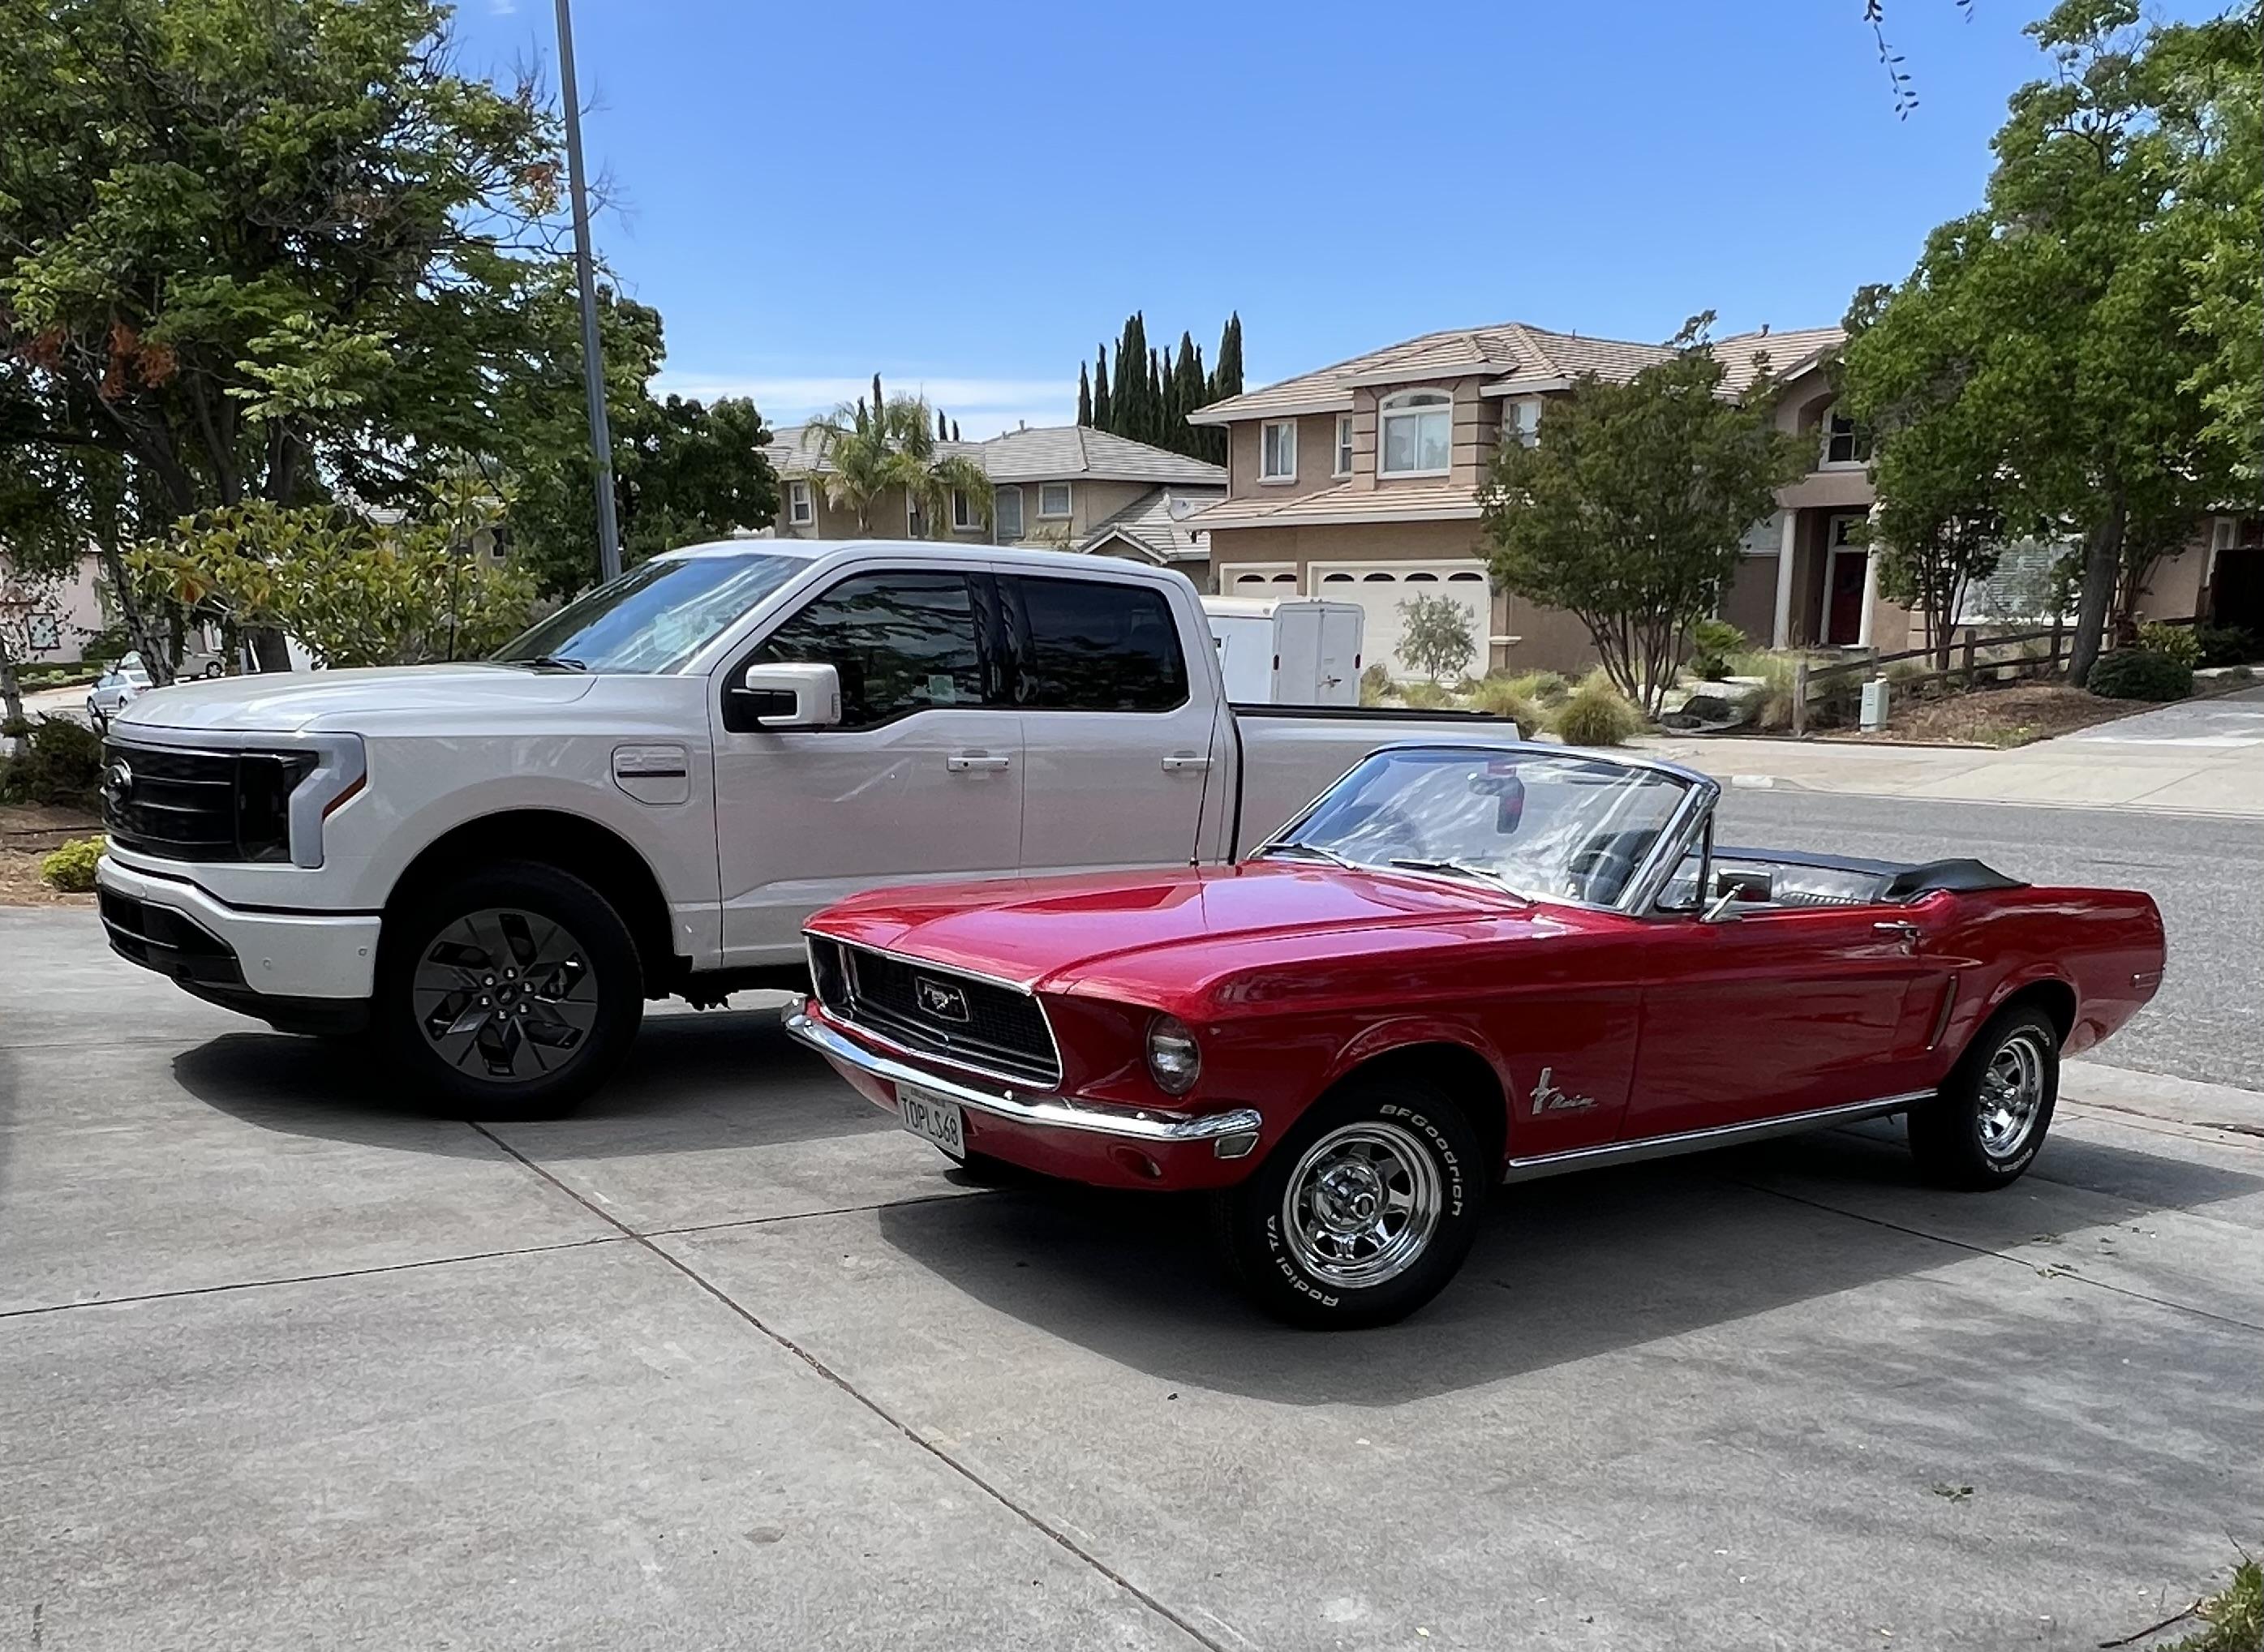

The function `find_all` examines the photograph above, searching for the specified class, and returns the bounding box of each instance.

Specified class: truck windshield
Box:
[491,551,810,674]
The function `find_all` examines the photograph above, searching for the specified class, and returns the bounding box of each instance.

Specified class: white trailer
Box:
[1202,595,1364,707]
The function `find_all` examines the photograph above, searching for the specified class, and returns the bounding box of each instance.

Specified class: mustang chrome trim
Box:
[803,929,1068,1093]
[785,1001,1265,1148]
[1501,1088,1935,1182]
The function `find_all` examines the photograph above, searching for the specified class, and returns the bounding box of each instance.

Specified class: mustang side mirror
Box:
[732,662,842,731]
[1704,867,1773,921]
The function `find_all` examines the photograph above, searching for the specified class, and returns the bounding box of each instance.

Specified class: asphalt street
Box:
[1715,788,2264,1091]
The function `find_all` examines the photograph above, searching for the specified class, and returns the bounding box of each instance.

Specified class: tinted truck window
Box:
[754,572,986,728]
[1015,578,1188,711]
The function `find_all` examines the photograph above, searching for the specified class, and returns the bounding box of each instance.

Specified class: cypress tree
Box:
[1211,313,1244,401]
[1076,363,1092,427]
[1116,313,1149,439]
[1093,345,1112,432]
[951,419,960,442]
[1173,332,1207,457]
[1147,347,1163,446]
[870,373,884,427]
[938,407,948,441]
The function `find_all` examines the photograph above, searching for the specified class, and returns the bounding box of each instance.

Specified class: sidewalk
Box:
[1645,684,2264,817]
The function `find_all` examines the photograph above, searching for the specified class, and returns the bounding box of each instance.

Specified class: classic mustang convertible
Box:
[786,744,2166,1327]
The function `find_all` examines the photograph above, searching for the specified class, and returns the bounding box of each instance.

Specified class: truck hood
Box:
[115,665,599,733]
[810,860,1590,993]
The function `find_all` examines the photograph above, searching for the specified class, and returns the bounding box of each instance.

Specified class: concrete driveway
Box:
[3,904,2259,1650]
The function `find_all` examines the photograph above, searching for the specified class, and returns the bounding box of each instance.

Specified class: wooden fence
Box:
[1786,616,2196,735]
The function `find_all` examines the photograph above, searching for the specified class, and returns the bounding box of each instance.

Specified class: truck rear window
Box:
[1012,578,1188,713]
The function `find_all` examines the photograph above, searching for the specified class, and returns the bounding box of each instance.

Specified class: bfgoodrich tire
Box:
[1210,1076,1488,1328]
[1908,1003,2060,1190]
[377,860,643,1120]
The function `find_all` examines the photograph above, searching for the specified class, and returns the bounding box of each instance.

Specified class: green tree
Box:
[803,393,990,539]
[1210,313,1245,403]
[1396,593,1476,684]
[1092,346,1112,432]
[1480,317,1810,714]
[1841,0,2246,687]
[129,485,535,670]
[1076,364,1093,427]
[0,0,598,669]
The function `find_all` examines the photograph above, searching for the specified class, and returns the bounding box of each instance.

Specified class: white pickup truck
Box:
[94,540,1513,1114]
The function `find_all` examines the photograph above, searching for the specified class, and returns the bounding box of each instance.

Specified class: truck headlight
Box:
[1145,1015,1201,1095]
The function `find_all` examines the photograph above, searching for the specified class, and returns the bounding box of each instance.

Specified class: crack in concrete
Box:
[466,1122,1227,1652]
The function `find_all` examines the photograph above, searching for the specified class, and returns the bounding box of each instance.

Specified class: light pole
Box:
[553,0,622,584]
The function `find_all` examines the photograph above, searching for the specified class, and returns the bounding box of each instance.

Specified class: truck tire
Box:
[1209,1075,1488,1329]
[377,860,642,1120]
[1907,1003,2060,1190]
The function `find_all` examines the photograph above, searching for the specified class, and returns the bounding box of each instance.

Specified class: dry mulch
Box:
[0,801,101,906]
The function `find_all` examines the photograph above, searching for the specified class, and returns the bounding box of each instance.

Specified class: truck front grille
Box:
[807,938,1062,1089]
[102,741,312,863]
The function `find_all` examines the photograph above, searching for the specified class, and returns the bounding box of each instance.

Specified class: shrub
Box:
[1358,663,1394,706]
[1550,672,1643,745]
[2089,647,2193,702]
[1502,669,1571,706]
[1400,679,1455,710]
[1469,676,1544,732]
[1688,618,1746,681]
[2137,621,2202,668]
[39,835,105,893]
[2194,624,2259,667]
[0,715,105,807]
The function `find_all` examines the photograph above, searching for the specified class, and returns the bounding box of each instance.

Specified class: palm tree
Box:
[804,393,992,539]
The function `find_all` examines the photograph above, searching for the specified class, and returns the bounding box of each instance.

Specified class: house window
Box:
[995,485,1024,539]
[1333,414,1354,478]
[951,487,985,533]
[1501,398,1540,447]
[788,478,813,526]
[1379,391,1452,476]
[1037,482,1072,519]
[1824,413,1873,466]
[1260,419,1298,482]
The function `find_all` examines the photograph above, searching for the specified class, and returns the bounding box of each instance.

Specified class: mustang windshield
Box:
[1268,747,1699,908]
[492,550,810,674]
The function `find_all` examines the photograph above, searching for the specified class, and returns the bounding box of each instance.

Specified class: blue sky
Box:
[449,0,2189,439]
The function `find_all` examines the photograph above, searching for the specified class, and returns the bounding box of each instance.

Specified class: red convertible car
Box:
[787,744,2166,1327]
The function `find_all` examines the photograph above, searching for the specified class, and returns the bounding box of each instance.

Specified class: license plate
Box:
[896,1083,966,1160]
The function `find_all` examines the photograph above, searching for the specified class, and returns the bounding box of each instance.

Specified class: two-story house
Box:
[1185,320,2239,676]
[764,424,1223,570]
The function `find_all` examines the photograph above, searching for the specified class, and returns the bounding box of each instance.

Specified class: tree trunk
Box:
[2066,487,2127,689]
[1,650,24,745]
[96,540,174,687]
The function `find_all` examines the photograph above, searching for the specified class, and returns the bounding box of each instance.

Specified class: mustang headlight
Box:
[1145,1015,1201,1096]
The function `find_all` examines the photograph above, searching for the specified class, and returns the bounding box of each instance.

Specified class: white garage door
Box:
[1312,562,1492,679]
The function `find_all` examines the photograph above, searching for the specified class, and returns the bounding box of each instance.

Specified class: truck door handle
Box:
[1161,753,1212,773]
[1872,920,1922,950]
[946,750,1012,773]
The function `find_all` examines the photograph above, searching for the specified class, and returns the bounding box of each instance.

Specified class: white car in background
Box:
[84,658,153,730]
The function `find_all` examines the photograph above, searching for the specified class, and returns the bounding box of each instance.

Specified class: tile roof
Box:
[763,423,1224,487]
[1189,322,1845,423]
[1190,483,1485,532]
[1076,486,1227,564]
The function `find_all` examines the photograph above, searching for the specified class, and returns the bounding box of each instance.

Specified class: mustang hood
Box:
[116,665,598,733]
[810,860,1583,993]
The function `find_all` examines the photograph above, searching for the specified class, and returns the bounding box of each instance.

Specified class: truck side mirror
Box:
[732,662,842,731]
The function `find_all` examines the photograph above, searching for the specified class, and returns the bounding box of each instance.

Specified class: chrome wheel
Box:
[1977,1027,2049,1160]
[412,907,599,1082]
[1281,1122,1442,1289]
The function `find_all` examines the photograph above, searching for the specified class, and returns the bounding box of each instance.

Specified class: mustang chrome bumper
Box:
[783,999,1264,1156]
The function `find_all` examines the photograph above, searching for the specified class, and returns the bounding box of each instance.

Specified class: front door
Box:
[1007,571,1226,877]
[711,569,1023,965]
[1630,903,1951,1140]
[1826,550,1868,646]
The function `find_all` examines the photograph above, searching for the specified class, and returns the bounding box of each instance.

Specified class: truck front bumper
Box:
[783,998,1267,1191]
[95,856,382,1026]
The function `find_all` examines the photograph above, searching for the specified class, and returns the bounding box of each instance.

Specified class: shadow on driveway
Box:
[870,1122,2264,1406]
[170,1005,887,1160]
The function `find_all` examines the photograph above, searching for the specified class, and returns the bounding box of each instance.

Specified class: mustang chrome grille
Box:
[807,938,1063,1089]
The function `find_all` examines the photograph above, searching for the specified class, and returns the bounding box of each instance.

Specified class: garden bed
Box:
[0,803,102,905]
